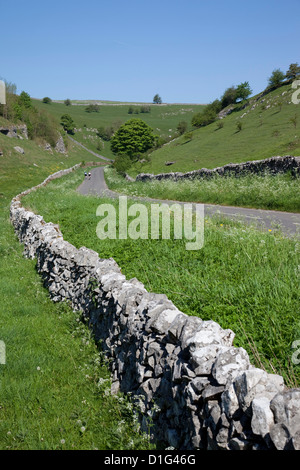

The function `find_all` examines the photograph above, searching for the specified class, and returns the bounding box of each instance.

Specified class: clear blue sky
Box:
[1,0,299,103]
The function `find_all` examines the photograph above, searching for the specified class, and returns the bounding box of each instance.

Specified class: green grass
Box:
[126,83,300,176]
[0,124,154,450]
[33,99,205,160]
[104,167,300,213]
[22,169,300,388]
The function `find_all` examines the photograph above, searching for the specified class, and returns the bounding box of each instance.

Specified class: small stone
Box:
[14,146,25,154]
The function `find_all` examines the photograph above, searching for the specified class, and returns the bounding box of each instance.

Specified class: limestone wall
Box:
[136,155,300,182]
[9,165,300,450]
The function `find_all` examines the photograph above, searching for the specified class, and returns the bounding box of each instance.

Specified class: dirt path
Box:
[77,167,300,237]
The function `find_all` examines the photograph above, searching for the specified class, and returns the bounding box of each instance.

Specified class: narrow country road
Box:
[77,166,300,238]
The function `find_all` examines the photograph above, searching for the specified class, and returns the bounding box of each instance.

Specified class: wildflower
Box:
[37,366,41,371]
[80,426,86,433]
[60,439,65,445]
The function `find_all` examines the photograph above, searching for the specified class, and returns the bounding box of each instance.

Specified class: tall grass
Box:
[22,169,300,387]
[105,167,300,212]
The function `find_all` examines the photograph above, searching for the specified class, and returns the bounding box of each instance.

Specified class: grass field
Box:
[22,168,300,388]
[104,166,300,213]
[33,99,204,160]
[0,130,153,450]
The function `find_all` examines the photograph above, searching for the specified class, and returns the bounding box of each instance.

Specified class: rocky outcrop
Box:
[9,165,300,450]
[0,124,28,139]
[55,135,67,153]
[136,156,300,182]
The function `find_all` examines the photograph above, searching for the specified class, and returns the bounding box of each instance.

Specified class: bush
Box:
[61,114,75,134]
[85,104,100,113]
[42,97,52,104]
[112,155,132,175]
[177,121,188,135]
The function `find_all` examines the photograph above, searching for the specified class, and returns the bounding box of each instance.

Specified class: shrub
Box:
[112,154,132,175]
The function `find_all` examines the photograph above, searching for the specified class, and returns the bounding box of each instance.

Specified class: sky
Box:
[1,0,299,104]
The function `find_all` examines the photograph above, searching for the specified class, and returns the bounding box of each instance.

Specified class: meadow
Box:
[22,168,300,388]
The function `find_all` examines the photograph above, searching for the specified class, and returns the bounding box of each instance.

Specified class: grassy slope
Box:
[128,83,300,175]
[0,126,152,450]
[33,99,205,160]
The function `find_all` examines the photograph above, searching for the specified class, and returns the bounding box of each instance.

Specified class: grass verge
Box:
[104,167,300,213]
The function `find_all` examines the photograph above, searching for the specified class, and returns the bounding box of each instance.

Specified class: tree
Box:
[42,97,52,104]
[64,99,71,106]
[268,69,285,88]
[220,86,237,108]
[153,94,162,104]
[60,114,75,134]
[286,63,300,81]
[110,118,157,159]
[18,91,33,109]
[235,81,252,102]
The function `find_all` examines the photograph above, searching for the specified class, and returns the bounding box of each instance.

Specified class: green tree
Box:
[42,97,52,104]
[220,86,237,108]
[268,69,285,88]
[153,94,162,104]
[18,91,33,109]
[286,63,300,81]
[235,81,252,102]
[110,118,157,159]
[64,99,72,106]
[60,114,75,134]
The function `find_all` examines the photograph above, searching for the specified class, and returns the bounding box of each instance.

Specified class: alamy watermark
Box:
[96,196,204,250]
[291,79,300,105]
[292,340,300,365]
[0,340,5,365]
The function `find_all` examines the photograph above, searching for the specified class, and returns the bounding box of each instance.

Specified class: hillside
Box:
[33,99,205,161]
[126,82,300,176]
[33,83,300,177]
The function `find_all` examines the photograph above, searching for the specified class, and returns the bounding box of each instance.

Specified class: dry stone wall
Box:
[9,165,300,450]
[136,155,300,182]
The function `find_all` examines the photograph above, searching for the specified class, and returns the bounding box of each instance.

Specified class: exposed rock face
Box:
[0,124,28,139]
[55,135,66,153]
[136,156,300,182]
[9,164,300,450]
